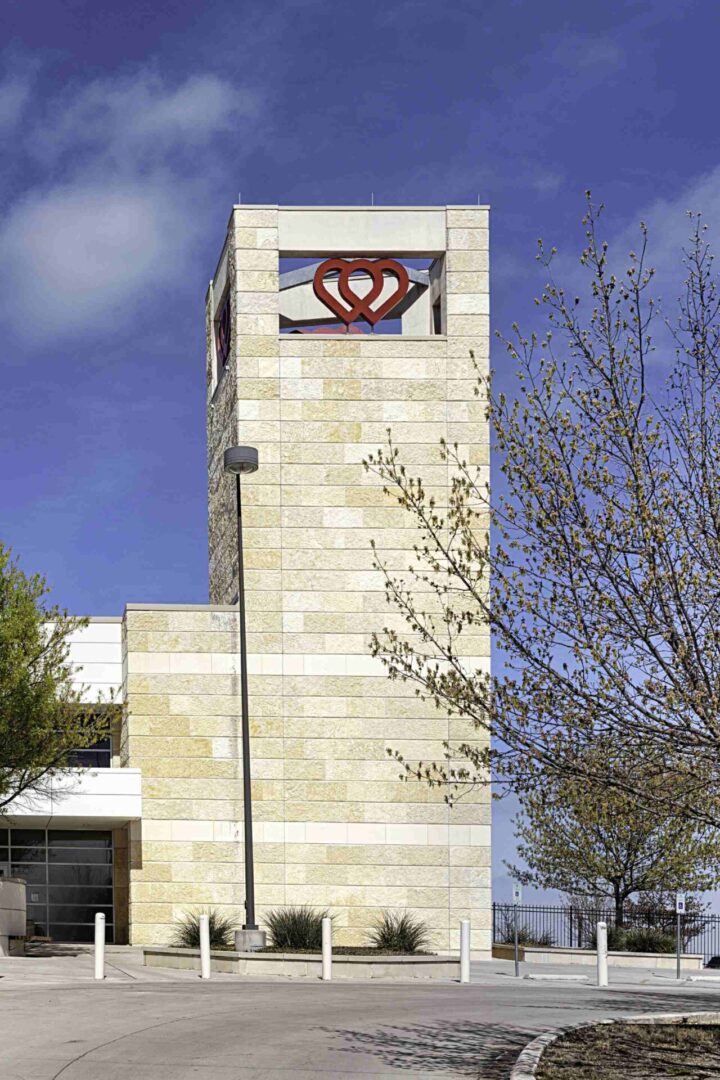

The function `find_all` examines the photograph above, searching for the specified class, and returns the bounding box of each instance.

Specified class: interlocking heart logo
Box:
[312,258,409,326]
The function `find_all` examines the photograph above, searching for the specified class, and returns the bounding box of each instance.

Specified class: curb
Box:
[523,973,588,982]
[509,1011,720,1079]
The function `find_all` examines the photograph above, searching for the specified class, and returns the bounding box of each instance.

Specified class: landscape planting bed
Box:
[143,945,458,980]
[535,1022,720,1079]
[257,945,431,955]
[492,943,704,970]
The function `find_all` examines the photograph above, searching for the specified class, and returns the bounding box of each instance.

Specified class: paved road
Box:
[2,951,720,1078]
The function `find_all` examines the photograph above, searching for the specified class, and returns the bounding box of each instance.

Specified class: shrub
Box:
[368,911,432,953]
[265,906,330,950]
[171,908,237,950]
[589,924,676,953]
[589,924,626,952]
[520,927,553,947]
[499,925,554,948]
[496,913,554,947]
[623,927,676,954]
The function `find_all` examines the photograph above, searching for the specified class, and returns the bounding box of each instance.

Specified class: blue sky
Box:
[1,0,716,904]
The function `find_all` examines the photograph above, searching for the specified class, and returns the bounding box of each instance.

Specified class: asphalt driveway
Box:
[2,951,720,1078]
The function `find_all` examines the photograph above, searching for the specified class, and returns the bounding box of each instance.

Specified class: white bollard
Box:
[596,921,608,987]
[322,917,332,981]
[199,914,211,980]
[94,912,105,980]
[460,919,471,984]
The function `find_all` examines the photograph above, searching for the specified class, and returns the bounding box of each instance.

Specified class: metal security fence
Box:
[492,902,720,965]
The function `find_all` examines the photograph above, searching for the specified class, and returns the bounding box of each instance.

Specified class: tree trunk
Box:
[615,889,624,929]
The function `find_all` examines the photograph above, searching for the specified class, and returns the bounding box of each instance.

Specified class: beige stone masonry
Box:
[124,206,497,953]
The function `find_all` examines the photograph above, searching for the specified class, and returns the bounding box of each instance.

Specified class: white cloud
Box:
[0,66,265,341]
[520,169,720,377]
[0,75,31,132]
[548,33,624,72]
[543,169,720,329]
[531,170,564,196]
[0,181,192,337]
[609,166,720,313]
[32,72,261,168]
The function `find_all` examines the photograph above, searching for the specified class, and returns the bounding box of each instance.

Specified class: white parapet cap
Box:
[227,204,489,258]
[231,204,491,210]
[281,208,444,258]
[3,767,142,828]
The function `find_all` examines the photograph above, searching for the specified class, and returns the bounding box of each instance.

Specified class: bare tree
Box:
[366,195,720,827]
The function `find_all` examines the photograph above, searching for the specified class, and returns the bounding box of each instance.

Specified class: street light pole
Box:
[223,446,265,949]
[235,469,256,930]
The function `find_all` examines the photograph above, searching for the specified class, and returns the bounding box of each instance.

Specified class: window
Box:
[8,828,114,943]
[278,256,436,335]
[68,737,112,769]
[215,289,232,375]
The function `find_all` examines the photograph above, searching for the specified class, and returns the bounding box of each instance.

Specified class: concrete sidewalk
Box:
[1,950,720,1077]
[4,947,709,989]
[0,946,245,987]
[473,956,720,986]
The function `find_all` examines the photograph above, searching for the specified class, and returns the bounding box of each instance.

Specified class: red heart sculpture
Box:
[313,258,409,326]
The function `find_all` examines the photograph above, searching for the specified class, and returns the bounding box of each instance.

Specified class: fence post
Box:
[569,908,573,949]
[460,919,470,984]
[322,916,332,981]
[199,914,211,979]
[492,900,713,970]
[596,921,608,987]
[514,908,520,977]
[94,912,105,980]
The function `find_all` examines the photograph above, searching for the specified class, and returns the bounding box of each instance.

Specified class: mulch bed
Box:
[192,945,432,955]
[256,946,431,955]
[537,1023,720,1079]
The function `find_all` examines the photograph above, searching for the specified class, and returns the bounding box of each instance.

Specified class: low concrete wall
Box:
[493,944,527,962]
[0,878,26,956]
[492,943,703,971]
[144,947,458,980]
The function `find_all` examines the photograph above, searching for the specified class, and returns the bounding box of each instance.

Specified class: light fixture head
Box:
[223,446,259,475]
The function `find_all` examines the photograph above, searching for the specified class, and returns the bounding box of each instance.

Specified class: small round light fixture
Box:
[223,446,259,475]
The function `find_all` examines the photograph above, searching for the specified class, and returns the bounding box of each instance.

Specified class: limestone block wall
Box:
[199,205,490,953]
[122,604,253,946]
[113,826,129,944]
[207,207,280,605]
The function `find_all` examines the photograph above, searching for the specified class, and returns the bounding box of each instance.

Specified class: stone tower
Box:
[205,205,491,952]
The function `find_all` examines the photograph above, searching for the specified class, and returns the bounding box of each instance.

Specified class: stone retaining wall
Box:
[143,945,459,980]
[492,943,704,970]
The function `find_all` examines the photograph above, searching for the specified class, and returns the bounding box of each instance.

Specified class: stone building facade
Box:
[4,204,491,955]
[200,205,490,951]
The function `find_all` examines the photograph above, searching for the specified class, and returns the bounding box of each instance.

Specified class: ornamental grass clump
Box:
[590,923,626,952]
[589,924,676,954]
[265,906,331,951]
[368,911,432,953]
[623,927,676,954]
[171,908,237,950]
[500,925,554,948]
